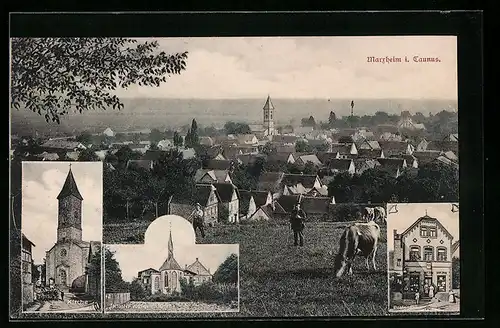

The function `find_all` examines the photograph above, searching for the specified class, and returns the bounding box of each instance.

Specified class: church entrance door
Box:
[59,269,67,286]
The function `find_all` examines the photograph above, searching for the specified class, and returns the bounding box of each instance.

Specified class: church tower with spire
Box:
[263,95,276,136]
[57,164,84,242]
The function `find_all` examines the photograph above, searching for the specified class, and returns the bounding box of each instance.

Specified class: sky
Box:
[22,162,103,264]
[114,36,458,100]
[107,215,239,282]
[386,203,459,251]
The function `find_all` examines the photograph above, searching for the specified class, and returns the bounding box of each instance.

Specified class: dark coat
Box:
[290,208,306,231]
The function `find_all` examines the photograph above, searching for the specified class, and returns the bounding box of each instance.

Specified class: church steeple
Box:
[57,164,83,242]
[159,226,182,271]
[167,224,174,260]
[263,95,275,136]
[57,165,84,201]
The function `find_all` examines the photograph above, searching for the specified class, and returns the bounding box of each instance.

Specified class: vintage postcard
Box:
[387,203,460,314]
[21,162,103,313]
[103,215,239,313]
[11,35,458,318]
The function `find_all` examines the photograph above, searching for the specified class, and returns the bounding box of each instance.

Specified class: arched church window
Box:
[60,249,67,257]
[165,274,169,287]
[172,272,177,289]
[154,276,160,290]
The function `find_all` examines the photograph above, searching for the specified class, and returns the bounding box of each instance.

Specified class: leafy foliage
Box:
[104,247,129,293]
[327,163,458,203]
[213,253,238,284]
[295,140,313,153]
[224,121,252,135]
[11,38,188,123]
[301,116,316,127]
[77,148,99,161]
[452,257,460,289]
[129,278,149,300]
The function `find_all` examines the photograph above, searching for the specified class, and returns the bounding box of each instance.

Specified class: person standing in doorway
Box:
[429,284,435,298]
[415,290,420,305]
[424,283,429,297]
[189,203,205,238]
[290,198,306,246]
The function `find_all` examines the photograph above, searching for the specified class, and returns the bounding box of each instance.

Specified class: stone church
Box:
[45,165,101,296]
[138,229,213,295]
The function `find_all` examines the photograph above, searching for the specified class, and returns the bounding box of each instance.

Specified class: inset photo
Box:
[21,162,103,313]
[387,203,459,314]
[103,214,239,313]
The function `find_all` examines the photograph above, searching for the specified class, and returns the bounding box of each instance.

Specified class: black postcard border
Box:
[8,11,484,322]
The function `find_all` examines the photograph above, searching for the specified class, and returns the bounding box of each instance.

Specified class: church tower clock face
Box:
[60,249,67,257]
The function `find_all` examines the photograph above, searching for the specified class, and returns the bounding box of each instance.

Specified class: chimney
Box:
[185,264,187,269]
[393,229,399,239]
[196,257,199,261]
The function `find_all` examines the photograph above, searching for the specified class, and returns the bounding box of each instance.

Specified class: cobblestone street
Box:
[106,301,237,313]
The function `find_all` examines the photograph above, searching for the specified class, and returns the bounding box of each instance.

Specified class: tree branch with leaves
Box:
[10,38,188,124]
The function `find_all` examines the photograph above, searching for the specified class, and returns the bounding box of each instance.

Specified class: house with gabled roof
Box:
[356,148,385,159]
[222,146,244,160]
[212,183,240,223]
[126,159,155,171]
[376,158,407,178]
[326,158,356,175]
[424,140,459,156]
[185,258,213,286]
[272,134,298,146]
[257,172,285,198]
[41,139,87,152]
[236,134,259,146]
[236,153,263,166]
[390,214,456,295]
[275,145,296,153]
[412,150,443,166]
[168,184,220,226]
[379,140,414,157]
[354,158,381,175]
[103,127,115,137]
[203,159,235,171]
[281,173,323,196]
[239,190,273,220]
[294,154,323,167]
[267,152,296,166]
[194,169,233,184]
[199,145,226,160]
[357,139,381,151]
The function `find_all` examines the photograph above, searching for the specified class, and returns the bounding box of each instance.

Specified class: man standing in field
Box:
[290,198,306,247]
[189,203,206,238]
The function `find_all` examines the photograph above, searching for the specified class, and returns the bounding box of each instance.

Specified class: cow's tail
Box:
[334,227,354,278]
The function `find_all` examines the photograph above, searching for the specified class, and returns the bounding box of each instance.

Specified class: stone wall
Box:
[105,292,130,309]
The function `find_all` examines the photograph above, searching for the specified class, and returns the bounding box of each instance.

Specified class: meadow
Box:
[104,220,389,317]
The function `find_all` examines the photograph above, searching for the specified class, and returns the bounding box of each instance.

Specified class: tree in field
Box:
[224,121,252,135]
[10,38,188,124]
[87,247,102,299]
[213,253,238,284]
[185,119,199,148]
[260,142,276,155]
[149,128,164,144]
[301,116,316,127]
[75,131,93,145]
[104,247,129,293]
[328,111,337,126]
[129,278,149,300]
[173,131,183,147]
[295,140,312,153]
[77,148,100,161]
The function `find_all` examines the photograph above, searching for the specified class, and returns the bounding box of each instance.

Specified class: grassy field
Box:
[104,220,388,317]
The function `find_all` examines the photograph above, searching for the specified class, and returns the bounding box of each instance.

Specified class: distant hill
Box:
[10,98,457,136]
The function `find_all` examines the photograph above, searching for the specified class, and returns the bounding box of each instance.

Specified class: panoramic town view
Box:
[11,36,458,318]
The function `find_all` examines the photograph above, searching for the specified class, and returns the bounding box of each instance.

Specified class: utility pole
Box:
[350,100,354,128]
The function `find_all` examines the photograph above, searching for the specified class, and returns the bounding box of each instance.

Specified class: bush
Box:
[146,293,192,302]
[179,278,238,305]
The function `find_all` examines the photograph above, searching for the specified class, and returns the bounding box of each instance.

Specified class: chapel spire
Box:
[57,165,84,200]
[168,224,174,260]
